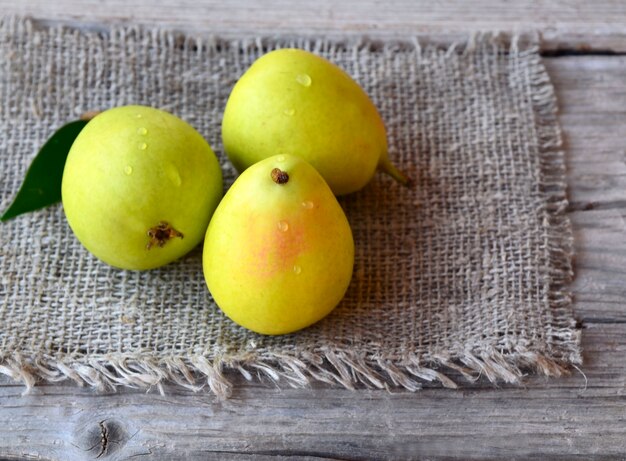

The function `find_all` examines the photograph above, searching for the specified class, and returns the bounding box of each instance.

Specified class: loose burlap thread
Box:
[0,18,581,397]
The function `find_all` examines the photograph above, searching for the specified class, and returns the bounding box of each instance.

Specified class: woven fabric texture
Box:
[0,18,581,396]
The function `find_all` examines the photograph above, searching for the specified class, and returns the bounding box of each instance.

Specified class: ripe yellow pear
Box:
[203,154,354,335]
[222,48,409,196]
[62,105,223,270]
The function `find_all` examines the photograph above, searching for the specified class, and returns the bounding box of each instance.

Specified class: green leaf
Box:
[1,120,88,221]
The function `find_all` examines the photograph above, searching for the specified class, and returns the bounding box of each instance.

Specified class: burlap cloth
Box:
[0,17,581,396]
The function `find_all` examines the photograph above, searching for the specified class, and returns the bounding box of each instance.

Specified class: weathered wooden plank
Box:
[544,57,626,324]
[1,0,626,51]
[568,208,626,323]
[0,323,624,460]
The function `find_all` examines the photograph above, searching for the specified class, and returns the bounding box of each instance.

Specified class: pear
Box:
[62,105,223,270]
[203,154,354,335]
[222,48,409,196]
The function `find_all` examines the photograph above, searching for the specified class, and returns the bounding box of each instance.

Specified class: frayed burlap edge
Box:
[0,19,581,397]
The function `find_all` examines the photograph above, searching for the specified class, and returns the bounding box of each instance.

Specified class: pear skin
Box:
[62,105,223,270]
[222,48,409,196]
[203,155,354,335]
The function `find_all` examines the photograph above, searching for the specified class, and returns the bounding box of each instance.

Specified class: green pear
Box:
[203,154,354,335]
[222,48,409,196]
[62,105,223,270]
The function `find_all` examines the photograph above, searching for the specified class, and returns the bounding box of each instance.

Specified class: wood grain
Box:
[546,56,626,324]
[2,2,626,457]
[0,324,624,460]
[2,0,626,51]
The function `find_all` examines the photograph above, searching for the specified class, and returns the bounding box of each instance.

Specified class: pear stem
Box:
[379,156,411,187]
[271,168,290,185]
[80,110,101,121]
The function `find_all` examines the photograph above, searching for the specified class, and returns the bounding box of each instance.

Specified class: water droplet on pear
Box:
[296,73,312,87]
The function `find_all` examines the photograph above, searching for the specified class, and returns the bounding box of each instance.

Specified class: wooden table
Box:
[1,1,625,459]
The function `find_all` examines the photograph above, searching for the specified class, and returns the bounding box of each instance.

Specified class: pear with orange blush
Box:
[202,154,354,335]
